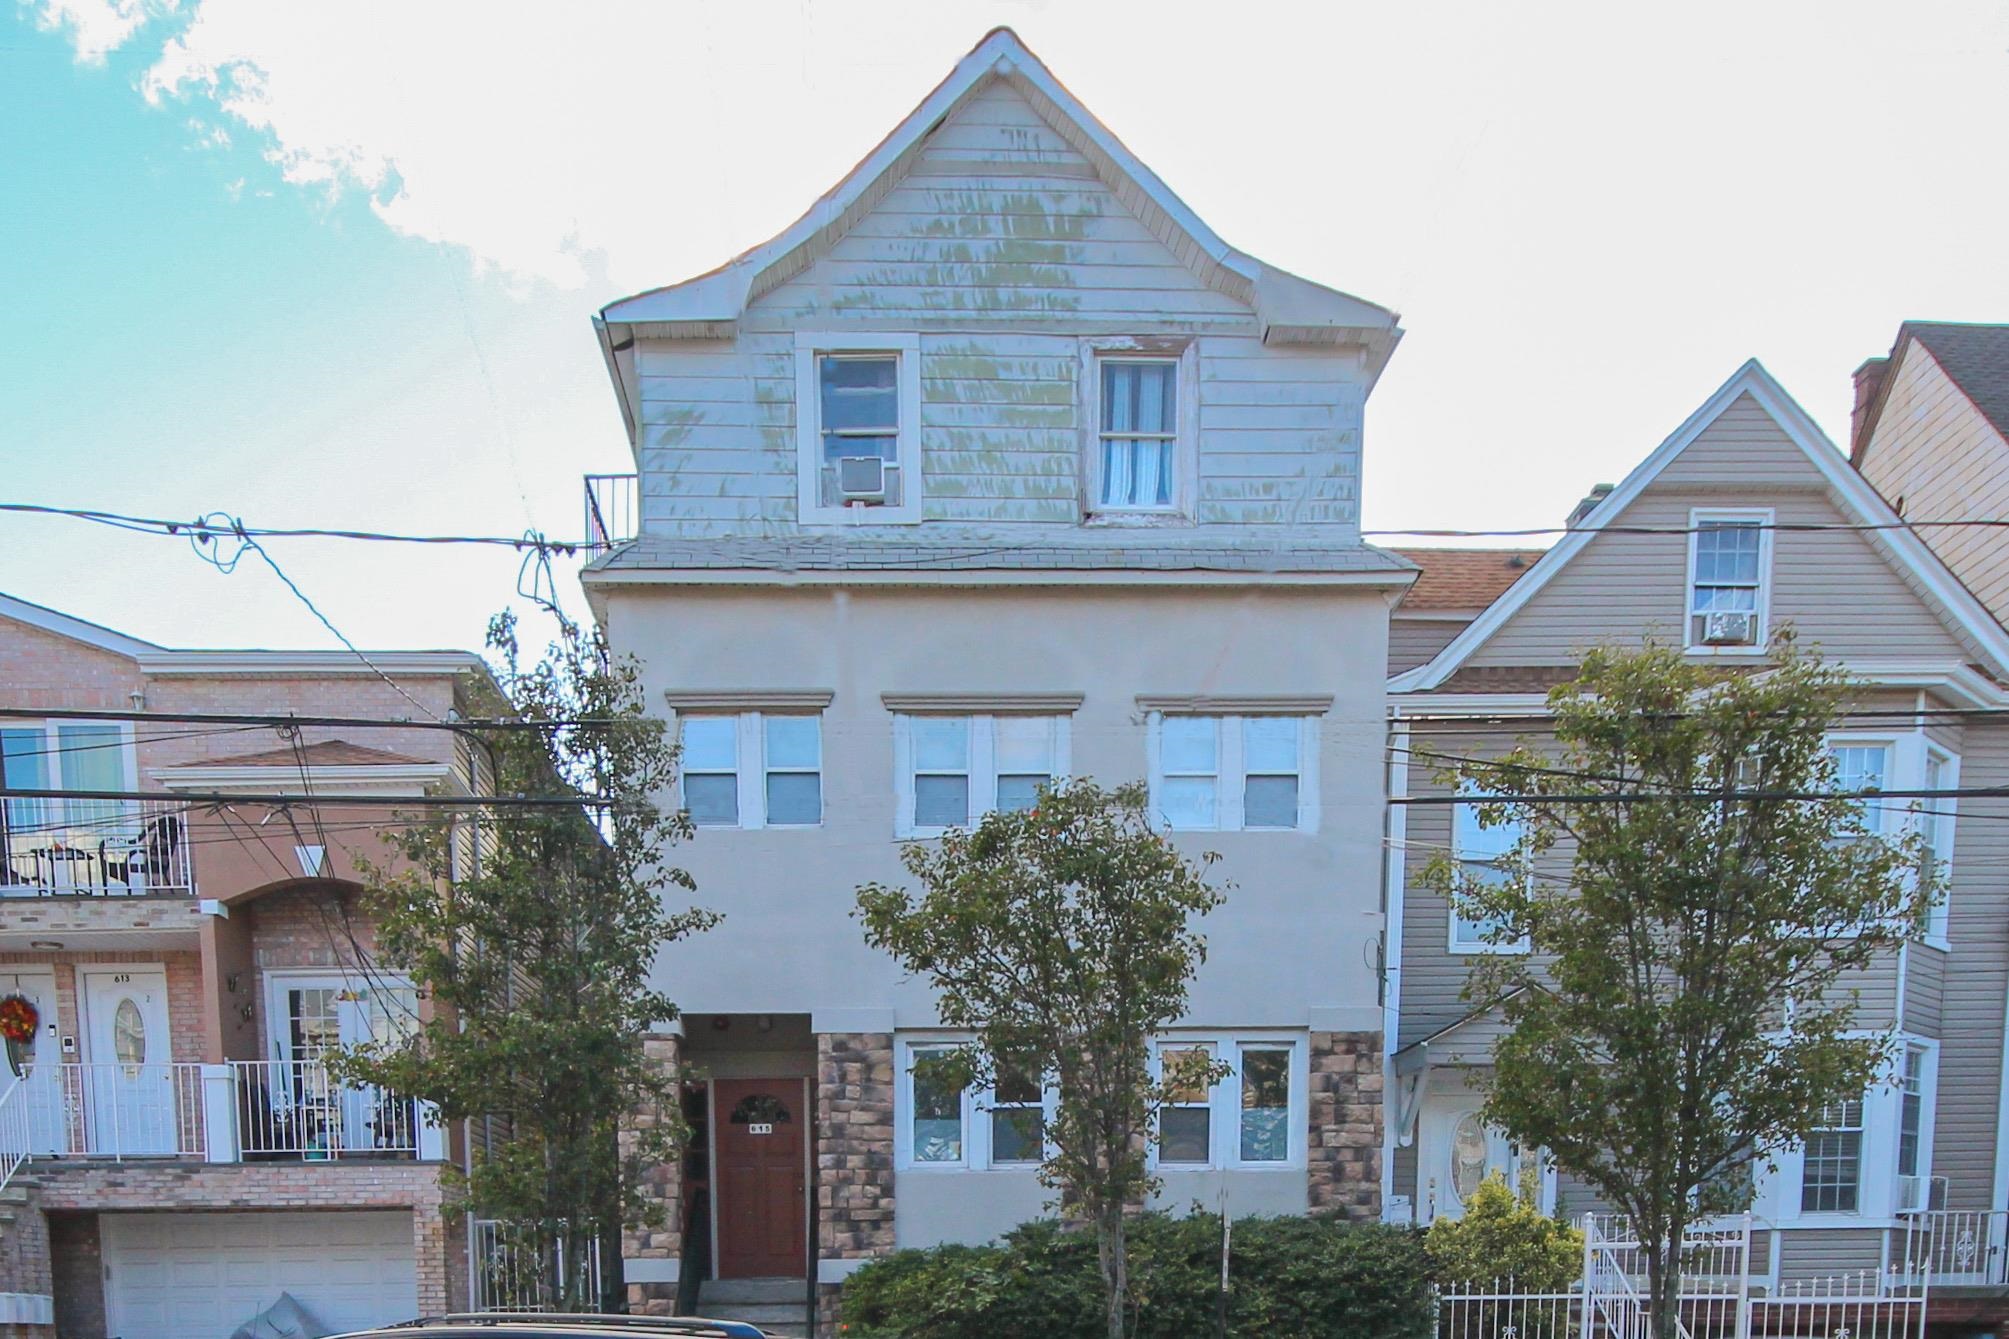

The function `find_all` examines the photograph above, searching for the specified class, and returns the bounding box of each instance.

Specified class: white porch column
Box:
[417,1100,446,1161]
[200,1064,238,1163]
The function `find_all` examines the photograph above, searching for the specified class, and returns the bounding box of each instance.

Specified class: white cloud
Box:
[27,0,169,64]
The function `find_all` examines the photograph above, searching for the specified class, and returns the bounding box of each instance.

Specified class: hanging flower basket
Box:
[0,995,37,1047]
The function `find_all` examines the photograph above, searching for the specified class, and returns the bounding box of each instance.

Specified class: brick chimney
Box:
[1851,356,1890,459]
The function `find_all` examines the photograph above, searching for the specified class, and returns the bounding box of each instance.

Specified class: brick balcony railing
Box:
[0,799,193,896]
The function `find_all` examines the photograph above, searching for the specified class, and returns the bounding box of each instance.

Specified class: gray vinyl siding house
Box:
[581,29,1409,1335]
[1385,360,2009,1317]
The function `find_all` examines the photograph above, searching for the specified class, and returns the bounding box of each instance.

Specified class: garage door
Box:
[102,1211,419,1339]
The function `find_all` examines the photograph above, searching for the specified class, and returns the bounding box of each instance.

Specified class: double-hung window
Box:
[1687,509,1771,651]
[795,333,920,523]
[1450,788,1528,953]
[1828,741,1893,842]
[896,1039,1054,1170]
[678,712,823,829]
[1084,341,1195,518]
[1151,1036,1304,1169]
[1800,1096,1865,1213]
[895,714,1069,838]
[1149,714,1317,832]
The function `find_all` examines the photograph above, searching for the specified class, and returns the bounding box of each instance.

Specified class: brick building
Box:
[0,590,490,1338]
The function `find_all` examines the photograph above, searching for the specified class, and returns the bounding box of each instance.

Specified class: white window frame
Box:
[675,711,823,830]
[1147,1033,1308,1172]
[1895,1039,1939,1202]
[1080,338,1199,523]
[1915,743,1957,947]
[263,967,420,1064]
[893,1035,1058,1172]
[1448,790,1531,955]
[892,714,1072,839]
[1685,507,1773,656]
[1826,734,1898,840]
[1145,713,1320,833]
[1766,1032,1914,1225]
[795,331,923,525]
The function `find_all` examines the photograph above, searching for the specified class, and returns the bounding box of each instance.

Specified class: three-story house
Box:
[580,28,1411,1336]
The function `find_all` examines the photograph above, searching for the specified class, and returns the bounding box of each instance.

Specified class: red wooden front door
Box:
[713,1078,808,1279]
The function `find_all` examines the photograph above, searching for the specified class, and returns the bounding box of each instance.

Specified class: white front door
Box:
[1418,1072,1529,1223]
[80,968,177,1156]
[0,970,62,1154]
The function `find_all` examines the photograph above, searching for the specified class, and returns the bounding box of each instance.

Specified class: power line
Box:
[0,786,608,810]
[0,706,610,734]
[1392,784,2009,807]
[15,497,2009,550]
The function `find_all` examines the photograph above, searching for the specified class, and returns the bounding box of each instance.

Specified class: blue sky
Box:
[4,0,2009,654]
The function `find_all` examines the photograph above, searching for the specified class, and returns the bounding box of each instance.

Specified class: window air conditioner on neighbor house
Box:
[1701,611,1759,647]
[1896,1175,1947,1215]
[836,455,890,504]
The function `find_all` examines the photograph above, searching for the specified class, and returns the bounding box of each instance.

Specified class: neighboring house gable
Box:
[1392,361,2009,692]
[1386,548,1541,675]
[1853,323,2009,627]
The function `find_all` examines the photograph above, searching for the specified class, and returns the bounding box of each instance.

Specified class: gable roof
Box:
[592,28,1401,443]
[1390,359,2009,693]
[1389,548,1544,613]
[1857,322,2009,461]
[168,741,429,769]
[0,591,161,659]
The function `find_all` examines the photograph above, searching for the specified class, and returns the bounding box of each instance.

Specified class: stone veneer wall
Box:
[624,1031,684,1316]
[1306,1030,1383,1220]
[814,1032,894,1338]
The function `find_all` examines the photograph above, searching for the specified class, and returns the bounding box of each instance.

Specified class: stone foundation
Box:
[623,1031,685,1315]
[814,1032,894,1336]
[1306,1030,1383,1220]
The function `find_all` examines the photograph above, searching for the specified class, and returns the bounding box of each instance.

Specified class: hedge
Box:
[838,1212,1436,1339]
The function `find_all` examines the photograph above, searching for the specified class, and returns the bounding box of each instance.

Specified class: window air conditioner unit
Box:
[836,455,888,504]
[1896,1175,1932,1215]
[1701,611,1758,646]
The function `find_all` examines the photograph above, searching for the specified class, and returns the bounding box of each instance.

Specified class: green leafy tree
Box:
[338,610,717,1311]
[1422,640,1930,1339]
[1423,1169,1581,1291]
[855,780,1228,1339]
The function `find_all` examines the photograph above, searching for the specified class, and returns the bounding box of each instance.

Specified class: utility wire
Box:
[0,706,607,733]
[15,497,2009,548]
[0,786,607,810]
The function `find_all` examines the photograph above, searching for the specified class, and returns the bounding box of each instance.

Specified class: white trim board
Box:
[0,592,159,658]
[1388,360,2009,694]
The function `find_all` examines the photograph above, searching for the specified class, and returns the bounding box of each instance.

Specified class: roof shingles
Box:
[1389,548,1544,612]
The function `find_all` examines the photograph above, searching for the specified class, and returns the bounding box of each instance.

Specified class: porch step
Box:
[696,1278,810,1337]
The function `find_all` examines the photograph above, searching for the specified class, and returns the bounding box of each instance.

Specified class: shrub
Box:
[839,1212,1434,1339]
[1423,1170,1583,1291]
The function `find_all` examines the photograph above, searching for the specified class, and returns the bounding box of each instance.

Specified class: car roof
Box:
[329,1316,769,1339]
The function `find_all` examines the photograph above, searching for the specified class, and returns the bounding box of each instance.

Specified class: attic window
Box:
[795,332,921,525]
[1686,508,1772,653]
[1081,339,1197,522]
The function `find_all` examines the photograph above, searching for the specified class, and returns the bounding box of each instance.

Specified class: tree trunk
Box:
[1096,1202,1129,1339]
[1647,1226,1684,1339]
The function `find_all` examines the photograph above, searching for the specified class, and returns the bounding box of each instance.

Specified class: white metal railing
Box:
[1748,1271,1927,1339]
[1894,1209,2008,1286]
[230,1059,419,1158]
[0,798,193,896]
[1437,1283,1580,1339]
[1582,1214,1655,1339]
[470,1219,603,1312]
[0,1078,28,1192]
[582,474,638,556]
[17,1063,208,1158]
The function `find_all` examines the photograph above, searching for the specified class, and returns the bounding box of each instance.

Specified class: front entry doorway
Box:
[713,1078,807,1279]
[79,967,176,1156]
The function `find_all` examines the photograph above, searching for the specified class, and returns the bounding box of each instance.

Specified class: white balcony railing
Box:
[582,473,638,556]
[230,1059,421,1159]
[0,798,193,896]
[1895,1209,2009,1286]
[0,1061,436,1170]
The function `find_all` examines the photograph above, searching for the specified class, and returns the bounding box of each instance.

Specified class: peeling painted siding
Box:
[630,77,1367,538]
